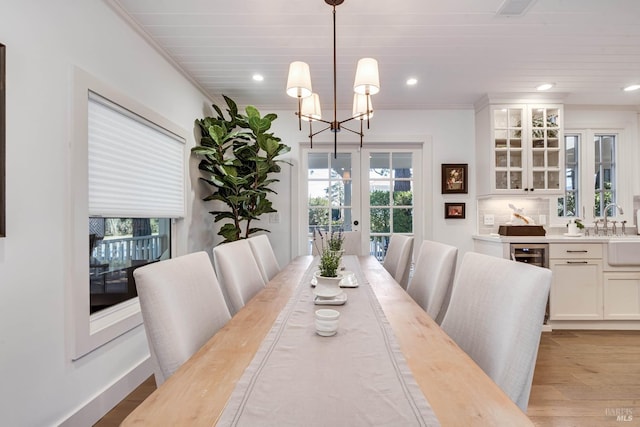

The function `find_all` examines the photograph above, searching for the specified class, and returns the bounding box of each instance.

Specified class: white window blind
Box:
[88,91,185,218]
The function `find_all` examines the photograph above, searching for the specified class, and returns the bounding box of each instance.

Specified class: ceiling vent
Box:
[496,0,538,16]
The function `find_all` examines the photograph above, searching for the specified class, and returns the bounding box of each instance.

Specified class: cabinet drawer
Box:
[550,243,602,259]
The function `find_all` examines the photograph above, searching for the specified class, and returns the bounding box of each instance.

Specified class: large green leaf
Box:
[193,95,290,245]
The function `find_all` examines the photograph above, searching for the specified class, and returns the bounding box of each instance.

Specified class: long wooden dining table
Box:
[122,255,533,426]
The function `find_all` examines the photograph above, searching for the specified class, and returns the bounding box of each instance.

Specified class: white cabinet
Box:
[475,103,563,195]
[549,243,603,320]
[603,272,640,320]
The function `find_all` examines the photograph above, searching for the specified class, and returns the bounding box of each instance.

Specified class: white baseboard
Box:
[58,356,152,427]
[548,320,640,330]
[541,324,553,332]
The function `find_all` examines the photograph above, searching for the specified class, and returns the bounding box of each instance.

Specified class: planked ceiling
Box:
[109,0,640,111]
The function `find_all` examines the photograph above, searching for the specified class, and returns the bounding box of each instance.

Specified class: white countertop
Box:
[473,234,640,244]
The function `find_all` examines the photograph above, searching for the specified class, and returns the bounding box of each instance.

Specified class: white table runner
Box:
[217,256,440,426]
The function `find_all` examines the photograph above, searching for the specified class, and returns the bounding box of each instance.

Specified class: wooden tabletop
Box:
[122,256,533,426]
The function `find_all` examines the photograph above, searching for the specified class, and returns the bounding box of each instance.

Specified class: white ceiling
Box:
[109,0,640,112]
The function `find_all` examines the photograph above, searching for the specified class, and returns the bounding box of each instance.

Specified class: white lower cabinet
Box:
[550,259,603,320]
[603,272,640,320]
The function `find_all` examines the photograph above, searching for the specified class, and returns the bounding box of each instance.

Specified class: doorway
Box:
[300,145,422,259]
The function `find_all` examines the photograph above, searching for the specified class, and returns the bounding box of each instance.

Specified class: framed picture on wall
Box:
[444,202,465,219]
[0,43,5,237]
[441,163,468,194]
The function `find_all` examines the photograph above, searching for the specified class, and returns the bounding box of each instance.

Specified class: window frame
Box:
[551,128,625,227]
[69,68,186,360]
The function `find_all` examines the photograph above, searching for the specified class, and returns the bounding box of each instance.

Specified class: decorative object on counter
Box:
[444,202,466,219]
[498,225,546,236]
[565,218,584,236]
[507,203,535,225]
[192,95,291,243]
[441,163,468,194]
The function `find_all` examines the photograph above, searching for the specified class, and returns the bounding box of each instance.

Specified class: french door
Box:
[300,145,422,260]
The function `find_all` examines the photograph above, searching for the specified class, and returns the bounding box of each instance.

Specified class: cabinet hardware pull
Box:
[566,250,588,253]
[566,261,588,264]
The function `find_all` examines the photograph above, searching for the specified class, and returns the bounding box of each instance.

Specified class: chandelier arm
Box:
[309,125,332,138]
[308,120,313,148]
[297,97,302,131]
[296,113,333,126]
[338,125,364,137]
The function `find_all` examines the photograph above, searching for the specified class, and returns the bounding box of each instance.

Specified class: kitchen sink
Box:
[608,238,640,266]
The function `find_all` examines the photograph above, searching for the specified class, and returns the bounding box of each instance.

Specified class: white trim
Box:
[549,128,630,228]
[298,141,427,259]
[58,350,152,426]
[68,67,184,360]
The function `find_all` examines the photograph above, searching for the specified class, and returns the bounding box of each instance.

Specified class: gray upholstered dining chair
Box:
[440,251,551,412]
[213,239,266,314]
[133,251,231,386]
[342,230,362,255]
[311,230,361,255]
[382,234,414,289]
[406,240,458,324]
[248,234,281,282]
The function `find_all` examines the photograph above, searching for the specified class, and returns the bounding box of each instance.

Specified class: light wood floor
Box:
[528,330,640,427]
[94,330,640,426]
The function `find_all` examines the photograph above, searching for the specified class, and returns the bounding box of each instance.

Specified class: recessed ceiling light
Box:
[406,78,418,86]
[252,74,264,82]
[623,84,640,92]
[536,83,554,91]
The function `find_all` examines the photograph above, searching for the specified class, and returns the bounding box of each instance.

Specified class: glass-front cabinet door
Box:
[490,104,563,194]
[493,107,524,191]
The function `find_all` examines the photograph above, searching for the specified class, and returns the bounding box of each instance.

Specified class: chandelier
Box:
[286,0,380,157]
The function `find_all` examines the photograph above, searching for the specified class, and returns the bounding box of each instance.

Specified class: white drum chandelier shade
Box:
[286,0,380,157]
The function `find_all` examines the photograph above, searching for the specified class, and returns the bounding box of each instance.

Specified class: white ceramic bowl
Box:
[315,309,340,336]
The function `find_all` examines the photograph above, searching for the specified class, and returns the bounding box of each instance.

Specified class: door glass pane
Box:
[509,108,523,127]
[532,171,546,189]
[392,153,413,178]
[370,208,390,233]
[494,109,507,128]
[307,152,353,251]
[532,151,545,167]
[308,153,328,178]
[496,171,508,189]
[510,171,522,189]
[531,109,544,127]
[510,151,522,168]
[393,208,413,232]
[547,171,560,190]
[393,182,413,206]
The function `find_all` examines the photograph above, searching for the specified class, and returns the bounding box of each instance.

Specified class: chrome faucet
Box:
[603,203,624,235]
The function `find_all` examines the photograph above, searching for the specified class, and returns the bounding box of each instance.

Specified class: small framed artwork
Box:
[441,163,468,194]
[444,202,465,219]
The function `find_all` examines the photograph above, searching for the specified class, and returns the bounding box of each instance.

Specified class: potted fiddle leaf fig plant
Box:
[192,95,291,243]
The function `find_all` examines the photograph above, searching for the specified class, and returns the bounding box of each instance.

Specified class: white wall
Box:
[0,2,213,425]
